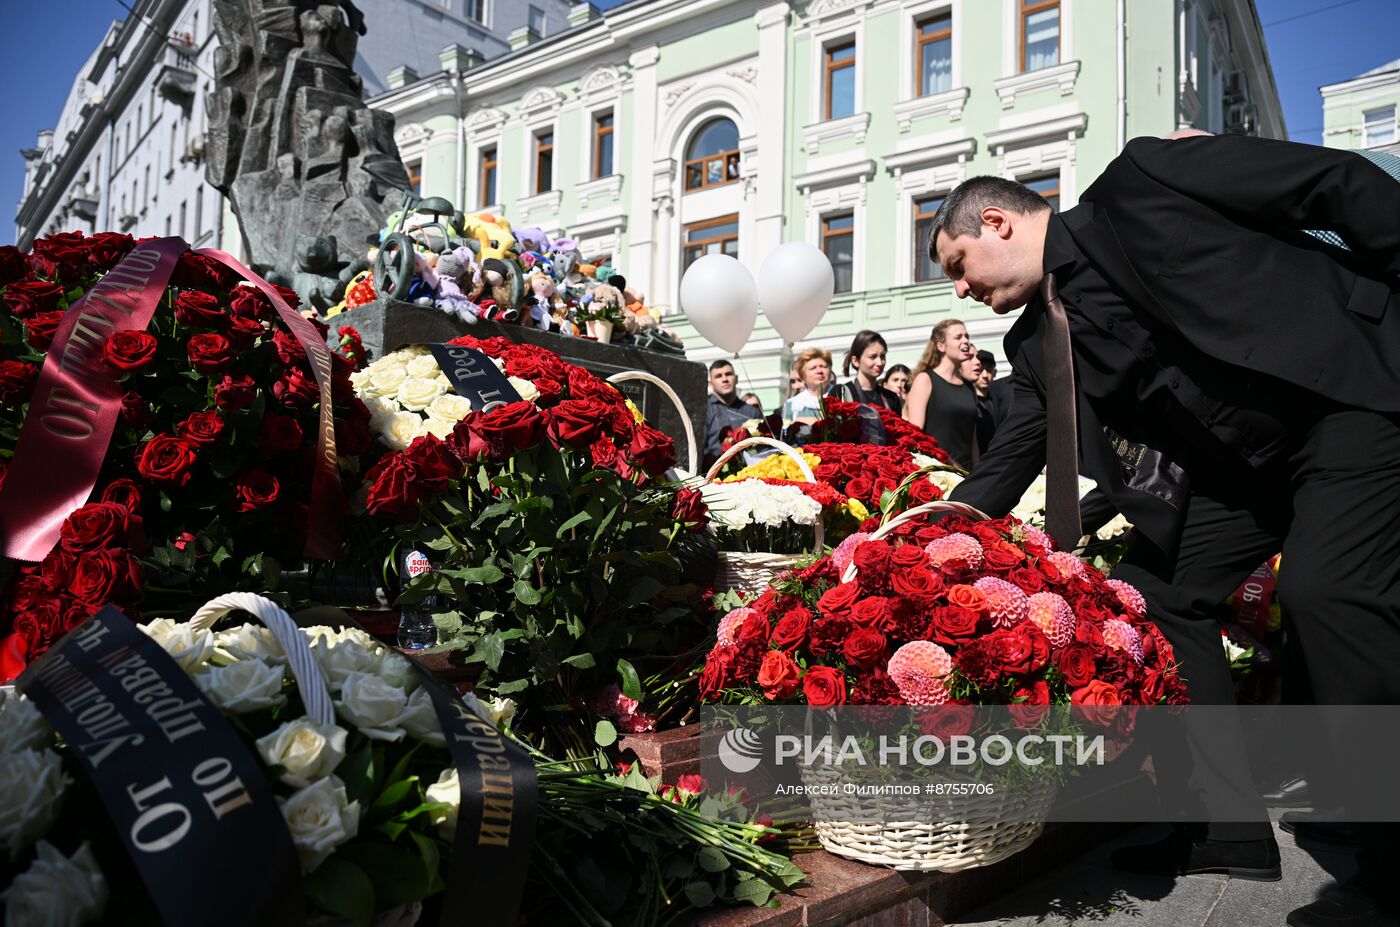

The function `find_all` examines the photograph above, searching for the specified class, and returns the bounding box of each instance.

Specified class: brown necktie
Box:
[1040,274,1082,550]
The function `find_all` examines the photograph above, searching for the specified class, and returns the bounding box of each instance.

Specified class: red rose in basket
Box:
[701,501,1186,720]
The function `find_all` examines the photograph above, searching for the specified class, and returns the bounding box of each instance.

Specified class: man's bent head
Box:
[931,176,1053,315]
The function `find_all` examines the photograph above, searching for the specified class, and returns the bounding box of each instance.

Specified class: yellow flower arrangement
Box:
[722,451,822,483]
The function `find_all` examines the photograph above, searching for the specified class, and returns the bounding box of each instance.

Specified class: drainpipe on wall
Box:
[453,70,466,213]
[99,108,115,231]
[1116,0,1127,151]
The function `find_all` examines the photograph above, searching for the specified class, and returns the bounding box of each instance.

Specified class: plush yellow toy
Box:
[463,213,517,261]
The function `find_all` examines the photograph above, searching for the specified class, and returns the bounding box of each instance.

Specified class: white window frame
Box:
[1363,105,1397,147]
[579,100,621,184]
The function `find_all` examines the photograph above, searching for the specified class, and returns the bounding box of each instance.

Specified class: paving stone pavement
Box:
[951,819,1361,927]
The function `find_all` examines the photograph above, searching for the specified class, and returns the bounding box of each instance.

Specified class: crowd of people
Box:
[703,322,1006,471]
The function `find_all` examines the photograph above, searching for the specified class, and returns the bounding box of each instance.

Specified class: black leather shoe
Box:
[1280,811,1363,847]
[1287,885,1400,927]
[1110,831,1281,881]
[1262,775,1312,807]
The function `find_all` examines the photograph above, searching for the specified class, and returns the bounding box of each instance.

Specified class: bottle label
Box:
[403,550,433,578]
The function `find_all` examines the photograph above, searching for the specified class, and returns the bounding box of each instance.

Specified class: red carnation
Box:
[135,435,198,487]
[103,330,159,373]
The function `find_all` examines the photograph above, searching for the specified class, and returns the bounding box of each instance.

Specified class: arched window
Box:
[683,118,739,192]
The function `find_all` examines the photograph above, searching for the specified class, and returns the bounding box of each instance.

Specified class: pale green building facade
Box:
[1321,57,1400,155]
[372,0,1284,410]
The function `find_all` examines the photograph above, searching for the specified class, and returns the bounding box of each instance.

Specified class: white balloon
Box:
[679,254,758,355]
[758,242,836,345]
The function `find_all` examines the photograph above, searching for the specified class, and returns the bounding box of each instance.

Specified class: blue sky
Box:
[2,0,1397,246]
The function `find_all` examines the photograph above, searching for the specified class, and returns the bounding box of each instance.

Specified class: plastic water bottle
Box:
[397,550,439,650]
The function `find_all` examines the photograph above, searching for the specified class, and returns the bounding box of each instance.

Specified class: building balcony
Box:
[157,44,198,103]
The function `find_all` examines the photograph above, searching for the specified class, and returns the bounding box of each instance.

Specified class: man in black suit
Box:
[935,135,1400,927]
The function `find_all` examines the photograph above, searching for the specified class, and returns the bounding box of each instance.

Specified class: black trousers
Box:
[1111,409,1400,879]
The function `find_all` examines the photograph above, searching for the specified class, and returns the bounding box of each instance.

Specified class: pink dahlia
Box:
[1046,551,1085,580]
[832,531,873,575]
[1019,524,1054,551]
[1106,579,1147,620]
[924,533,984,573]
[887,640,953,706]
[973,576,1030,628]
[1027,592,1076,648]
[1102,618,1145,663]
[716,607,755,646]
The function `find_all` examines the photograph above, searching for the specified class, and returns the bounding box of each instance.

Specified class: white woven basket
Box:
[605,370,698,478]
[802,760,1057,872]
[706,436,825,597]
[818,499,1057,871]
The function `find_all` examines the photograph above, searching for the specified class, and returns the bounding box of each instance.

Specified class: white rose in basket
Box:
[139,619,214,672]
[213,623,287,665]
[193,659,286,714]
[256,719,349,788]
[308,629,387,691]
[0,748,69,857]
[424,768,459,840]
[2,840,107,927]
[279,776,361,873]
[335,672,411,741]
[0,692,51,754]
[426,393,473,427]
[398,688,445,747]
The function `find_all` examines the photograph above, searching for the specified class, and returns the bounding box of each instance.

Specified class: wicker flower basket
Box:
[815,500,1061,872]
[604,369,698,477]
[706,436,825,598]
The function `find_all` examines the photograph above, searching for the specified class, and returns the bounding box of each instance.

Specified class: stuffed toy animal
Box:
[432,246,483,325]
[406,252,440,304]
[526,270,568,332]
[463,214,516,261]
[481,258,522,322]
[513,226,552,255]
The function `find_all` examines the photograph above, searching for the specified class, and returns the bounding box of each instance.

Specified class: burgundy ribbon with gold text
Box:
[0,238,187,562]
[196,248,342,560]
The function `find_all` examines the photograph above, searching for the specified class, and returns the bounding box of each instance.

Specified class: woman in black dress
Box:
[830,330,902,412]
[903,319,979,468]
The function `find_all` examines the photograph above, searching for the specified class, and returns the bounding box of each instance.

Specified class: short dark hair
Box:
[976,349,996,370]
[927,176,1052,263]
[708,359,735,374]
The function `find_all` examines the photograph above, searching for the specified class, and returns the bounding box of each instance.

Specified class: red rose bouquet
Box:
[0,233,371,679]
[353,334,712,758]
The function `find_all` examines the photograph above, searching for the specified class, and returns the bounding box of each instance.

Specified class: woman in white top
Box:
[782,346,833,425]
